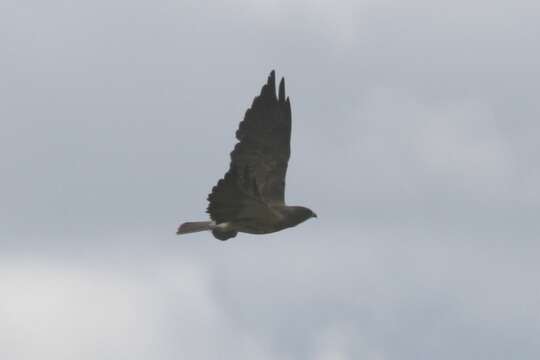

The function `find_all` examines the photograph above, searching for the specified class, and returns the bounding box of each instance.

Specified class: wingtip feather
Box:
[279,77,286,102]
[266,71,276,97]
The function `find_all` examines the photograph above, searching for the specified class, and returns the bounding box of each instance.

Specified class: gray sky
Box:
[1,0,539,359]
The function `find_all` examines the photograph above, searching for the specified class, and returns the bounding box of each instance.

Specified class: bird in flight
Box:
[177,71,316,240]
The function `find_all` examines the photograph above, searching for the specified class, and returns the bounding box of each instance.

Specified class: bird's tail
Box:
[176,221,214,235]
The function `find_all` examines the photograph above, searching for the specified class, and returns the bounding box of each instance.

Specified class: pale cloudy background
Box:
[1,0,539,359]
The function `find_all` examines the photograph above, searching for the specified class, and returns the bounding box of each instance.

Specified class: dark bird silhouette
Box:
[177,71,316,240]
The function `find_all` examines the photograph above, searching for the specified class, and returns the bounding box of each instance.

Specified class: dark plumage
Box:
[177,71,316,240]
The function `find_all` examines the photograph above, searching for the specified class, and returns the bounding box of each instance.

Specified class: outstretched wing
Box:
[207,71,292,223]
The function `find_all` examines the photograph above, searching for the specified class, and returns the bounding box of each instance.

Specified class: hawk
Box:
[177,71,316,240]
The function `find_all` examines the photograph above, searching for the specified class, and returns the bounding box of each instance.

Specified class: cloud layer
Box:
[1,0,539,359]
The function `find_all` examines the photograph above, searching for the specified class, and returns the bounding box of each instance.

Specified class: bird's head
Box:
[289,206,317,223]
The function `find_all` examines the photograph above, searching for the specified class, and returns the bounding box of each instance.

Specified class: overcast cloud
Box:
[1,0,539,359]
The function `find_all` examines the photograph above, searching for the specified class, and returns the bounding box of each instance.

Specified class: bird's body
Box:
[177,71,316,240]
